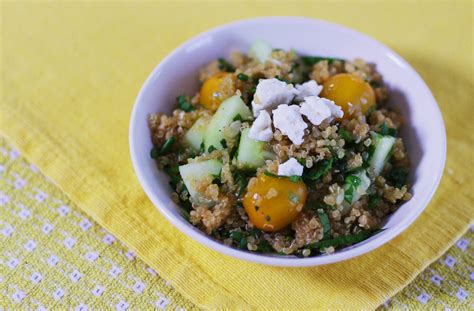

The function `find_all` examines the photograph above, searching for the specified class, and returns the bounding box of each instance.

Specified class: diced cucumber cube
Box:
[236,128,275,169]
[203,95,252,151]
[179,159,223,203]
[184,116,210,151]
[369,132,397,176]
[249,39,273,63]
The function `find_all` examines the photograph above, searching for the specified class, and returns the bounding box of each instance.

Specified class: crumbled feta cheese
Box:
[300,96,344,125]
[251,78,297,116]
[300,96,332,125]
[272,104,307,145]
[248,110,273,142]
[294,80,323,102]
[278,158,304,176]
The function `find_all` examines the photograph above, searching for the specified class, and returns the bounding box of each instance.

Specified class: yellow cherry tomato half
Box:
[243,174,307,232]
[321,73,376,118]
[199,72,236,111]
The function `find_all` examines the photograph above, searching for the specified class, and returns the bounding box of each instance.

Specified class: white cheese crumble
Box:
[300,96,344,125]
[294,80,323,102]
[272,104,307,145]
[278,158,304,176]
[251,78,297,117]
[248,110,273,142]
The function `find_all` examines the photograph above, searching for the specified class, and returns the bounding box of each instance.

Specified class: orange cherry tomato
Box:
[321,73,376,118]
[243,174,307,232]
[199,72,236,111]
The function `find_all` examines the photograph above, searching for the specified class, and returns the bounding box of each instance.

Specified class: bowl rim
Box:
[129,16,446,267]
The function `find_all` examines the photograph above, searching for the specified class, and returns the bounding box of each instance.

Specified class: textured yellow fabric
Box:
[0,136,472,309]
[0,137,196,310]
[1,1,473,309]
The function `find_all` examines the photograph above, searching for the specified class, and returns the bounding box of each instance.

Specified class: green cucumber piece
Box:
[345,170,371,205]
[184,116,210,151]
[236,128,275,169]
[341,170,371,214]
[203,95,252,151]
[369,131,397,176]
[179,159,222,202]
[248,40,273,63]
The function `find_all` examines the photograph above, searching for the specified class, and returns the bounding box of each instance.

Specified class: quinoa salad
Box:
[148,40,411,257]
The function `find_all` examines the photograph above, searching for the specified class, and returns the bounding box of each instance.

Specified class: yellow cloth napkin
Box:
[1,1,472,309]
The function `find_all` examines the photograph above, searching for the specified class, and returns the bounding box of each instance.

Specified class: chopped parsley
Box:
[163,164,182,189]
[217,58,235,72]
[318,210,331,239]
[237,73,249,81]
[368,195,381,209]
[380,122,397,137]
[303,158,333,181]
[275,75,290,84]
[386,166,409,188]
[257,239,273,253]
[233,170,252,197]
[220,139,227,148]
[176,95,195,112]
[199,142,205,154]
[264,171,302,183]
[233,114,244,122]
[339,128,354,142]
[151,136,176,158]
[207,145,217,153]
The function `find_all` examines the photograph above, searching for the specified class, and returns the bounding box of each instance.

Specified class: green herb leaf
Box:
[218,58,235,72]
[233,170,252,197]
[157,136,176,156]
[385,166,409,188]
[368,195,381,209]
[318,210,331,239]
[211,173,221,186]
[257,239,273,253]
[289,175,302,182]
[304,158,333,181]
[199,142,205,154]
[150,147,159,159]
[275,75,290,84]
[238,236,248,249]
[220,139,227,149]
[301,56,345,66]
[296,158,306,166]
[230,230,242,242]
[344,174,362,203]
[339,128,354,142]
[264,171,302,183]
[237,73,249,81]
[380,122,397,137]
[233,114,243,122]
[249,228,262,238]
[177,95,195,112]
[163,164,182,189]
[207,145,217,153]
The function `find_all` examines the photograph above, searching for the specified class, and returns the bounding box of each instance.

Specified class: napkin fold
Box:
[1,2,472,309]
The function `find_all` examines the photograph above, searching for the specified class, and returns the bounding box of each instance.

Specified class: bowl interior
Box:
[130,17,445,266]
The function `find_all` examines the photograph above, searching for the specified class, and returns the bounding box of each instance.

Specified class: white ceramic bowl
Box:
[129,17,446,267]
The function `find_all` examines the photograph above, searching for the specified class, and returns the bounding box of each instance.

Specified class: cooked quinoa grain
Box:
[148,41,411,257]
